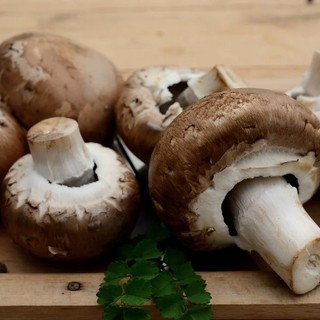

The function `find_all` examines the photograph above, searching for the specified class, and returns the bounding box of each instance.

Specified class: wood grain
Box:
[0,0,319,90]
[1,272,320,320]
[1,1,320,319]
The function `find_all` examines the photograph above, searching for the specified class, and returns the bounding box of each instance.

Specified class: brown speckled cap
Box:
[0,108,28,182]
[0,32,123,145]
[149,88,320,250]
[115,66,204,163]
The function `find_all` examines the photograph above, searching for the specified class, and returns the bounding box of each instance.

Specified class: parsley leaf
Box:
[185,280,212,304]
[97,284,122,306]
[173,262,202,285]
[143,223,170,242]
[151,272,177,297]
[97,224,213,320]
[155,292,186,319]
[180,305,213,320]
[121,279,152,305]
[123,307,151,320]
[132,239,162,260]
[130,260,159,280]
[104,261,129,283]
[163,247,187,268]
[103,305,151,320]
[102,305,123,320]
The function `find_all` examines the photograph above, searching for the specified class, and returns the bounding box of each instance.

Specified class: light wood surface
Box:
[1,0,320,89]
[1,0,320,319]
[1,272,320,320]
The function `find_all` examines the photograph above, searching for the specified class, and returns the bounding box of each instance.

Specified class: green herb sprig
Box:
[97,224,213,320]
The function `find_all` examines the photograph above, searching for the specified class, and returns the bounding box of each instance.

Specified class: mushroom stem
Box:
[177,65,246,107]
[27,117,95,187]
[225,176,320,294]
[303,50,320,97]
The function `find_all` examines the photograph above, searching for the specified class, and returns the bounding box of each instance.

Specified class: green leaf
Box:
[97,284,122,307]
[117,243,136,261]
[151,272,177,298]
[163,247,187,268]
[132,239,162,260]
[130,260,159,280]
[155,292,186,319]
[144,224,171,242]
[180,305,213,320]
[185,280,211,304]
[173,262,202,285]
[103,306,151,320]
[98,224,212,320]
[123,307,151,320]
[102,305,123,320]
[105,261,129,282]
[121,279,152,305]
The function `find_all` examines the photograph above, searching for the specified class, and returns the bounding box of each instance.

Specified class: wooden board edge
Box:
[1,271,320,319]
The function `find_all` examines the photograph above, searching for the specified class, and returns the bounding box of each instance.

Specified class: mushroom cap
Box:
[0,108,28,183]
[287,87,320,119]
[1,143,140,260]
[115,66,204,163]
[149,88,320,250]
[0,32,123,144]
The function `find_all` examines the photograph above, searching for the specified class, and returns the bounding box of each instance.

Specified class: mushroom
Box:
[116,65,246,163]
[287,50,320,118]
[1,117,140,260]
[0,108,28,183]
[149,88,320,294]
[0,32,123,144]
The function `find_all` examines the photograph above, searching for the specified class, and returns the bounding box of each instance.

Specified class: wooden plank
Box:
[0,1,319,72]
[1,272,320,320]
[0,0,314,13]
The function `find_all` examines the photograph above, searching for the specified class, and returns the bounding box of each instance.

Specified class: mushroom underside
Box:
[1,143,140,260]
[149,88,320,294]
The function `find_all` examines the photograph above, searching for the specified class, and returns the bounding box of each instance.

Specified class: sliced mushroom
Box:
[115,65,246,163]
[149,88,320,294]
[1,117,140,261]
[0,32,123,144]
[0,108,28,183]
[287,50,320,117]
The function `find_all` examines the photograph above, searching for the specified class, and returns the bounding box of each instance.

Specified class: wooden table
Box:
[1,1,320,319]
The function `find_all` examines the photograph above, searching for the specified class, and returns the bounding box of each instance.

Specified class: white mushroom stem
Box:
[177,65,247,107]
[302,49,320,97]
[27,117,95,186]
[225,176,320,294]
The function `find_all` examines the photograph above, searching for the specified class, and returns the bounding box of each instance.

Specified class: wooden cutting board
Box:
[1,1,320,319]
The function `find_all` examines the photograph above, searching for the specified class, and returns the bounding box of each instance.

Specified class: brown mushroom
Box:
[149,88,320,294]
[0,108,28,183]
[116,65,246,163]
[0,32,123,144]
[287,50,320,117]
[1,117,139,261]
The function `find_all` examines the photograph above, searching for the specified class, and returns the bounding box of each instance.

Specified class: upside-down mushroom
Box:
[116,65,246,163]
[1,117,140,260]
[0,32,123,144]
[287,50,320,118]
[149,88,320,294]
